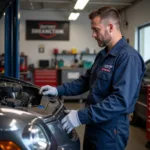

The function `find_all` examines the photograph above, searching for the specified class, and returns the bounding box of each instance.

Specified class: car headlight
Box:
[23,125,50,150]
[29,125,48,150]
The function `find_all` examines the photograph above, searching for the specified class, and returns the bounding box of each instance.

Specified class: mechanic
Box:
[39,6,146,150]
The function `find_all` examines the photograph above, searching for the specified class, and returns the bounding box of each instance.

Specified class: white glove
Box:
[39,85,58,96]
[61,110,81,134]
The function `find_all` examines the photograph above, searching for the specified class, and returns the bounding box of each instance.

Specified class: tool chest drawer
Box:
[34,69,58,87]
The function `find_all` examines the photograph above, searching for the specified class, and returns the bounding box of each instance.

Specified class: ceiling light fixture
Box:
[68,12,80,20]
[74,0,89,10]
[18,12,21,19]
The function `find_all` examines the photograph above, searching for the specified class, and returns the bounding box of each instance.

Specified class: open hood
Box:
[0,0,14,19]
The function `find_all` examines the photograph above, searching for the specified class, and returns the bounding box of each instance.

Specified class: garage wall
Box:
[0,0,149,67]
[0,11,99,67]
[121,0,150,51]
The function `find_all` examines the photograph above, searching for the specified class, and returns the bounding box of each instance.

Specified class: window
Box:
[138,23,150,62]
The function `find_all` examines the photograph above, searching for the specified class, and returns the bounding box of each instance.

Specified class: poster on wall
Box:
[26,20,70,41]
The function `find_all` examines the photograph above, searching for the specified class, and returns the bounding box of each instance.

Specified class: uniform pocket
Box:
[97,70,112,80]
[93,70,112,95]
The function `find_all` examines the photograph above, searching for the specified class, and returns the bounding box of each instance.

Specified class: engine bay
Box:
[0,82,31,108]
[0,81,61,116]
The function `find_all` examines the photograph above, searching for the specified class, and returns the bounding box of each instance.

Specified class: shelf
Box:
[54,53,96,56]
[81,53,96,56]
[80,53,96,59]
[54,53,77,56]
[20,72,28,75]
[53,53,97,67]
[54,53,78,63]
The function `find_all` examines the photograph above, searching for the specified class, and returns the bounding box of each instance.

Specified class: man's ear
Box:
[108,23,113,33]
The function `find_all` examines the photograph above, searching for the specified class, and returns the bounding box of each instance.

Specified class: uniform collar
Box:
[101,37,127,57]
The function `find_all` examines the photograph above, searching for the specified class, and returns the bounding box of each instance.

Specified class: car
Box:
[0,75,80,150]
[130,59,150,125]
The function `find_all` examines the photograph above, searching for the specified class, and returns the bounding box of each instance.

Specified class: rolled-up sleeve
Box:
[78,55,146,124]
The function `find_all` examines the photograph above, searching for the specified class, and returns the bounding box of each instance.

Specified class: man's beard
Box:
[98,29,111,47]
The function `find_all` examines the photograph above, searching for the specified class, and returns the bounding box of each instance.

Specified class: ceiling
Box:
[20,0,142,12]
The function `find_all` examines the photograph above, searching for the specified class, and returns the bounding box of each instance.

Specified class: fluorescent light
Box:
[68,12,80,20]
[74,0,89,10]
[18,12,21,19]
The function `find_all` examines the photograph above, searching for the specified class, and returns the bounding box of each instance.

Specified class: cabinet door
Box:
[34,69,58,87]
[61,68,82,83]
[61,68,89,100]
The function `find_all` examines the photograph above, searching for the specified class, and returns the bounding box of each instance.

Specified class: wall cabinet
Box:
[61,68,89,101]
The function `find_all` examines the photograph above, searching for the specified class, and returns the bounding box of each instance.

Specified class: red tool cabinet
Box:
[34,69,58,87]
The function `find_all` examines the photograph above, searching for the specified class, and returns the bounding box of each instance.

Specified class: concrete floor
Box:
[64,102,148,150]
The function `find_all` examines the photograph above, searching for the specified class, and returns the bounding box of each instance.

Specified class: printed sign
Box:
[68,72,80,79]
[26,20,70,40]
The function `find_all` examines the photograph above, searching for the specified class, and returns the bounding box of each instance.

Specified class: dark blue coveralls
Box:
[57,38,146,150]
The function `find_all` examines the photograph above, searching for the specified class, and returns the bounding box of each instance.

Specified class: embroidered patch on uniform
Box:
[101,64,113,72]
[104,65,113,69]
[101,68,111,72]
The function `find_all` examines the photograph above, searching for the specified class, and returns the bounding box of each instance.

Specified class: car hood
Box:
[0,107,39,131]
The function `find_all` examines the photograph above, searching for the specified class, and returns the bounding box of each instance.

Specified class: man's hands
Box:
[39,85,58,96]
[40,86,81,133]
[61,110,81,134]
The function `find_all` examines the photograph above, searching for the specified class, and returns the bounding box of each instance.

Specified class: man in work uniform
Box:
[40,6,146,150]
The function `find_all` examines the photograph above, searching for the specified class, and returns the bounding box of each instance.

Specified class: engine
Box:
[0,82,32,108]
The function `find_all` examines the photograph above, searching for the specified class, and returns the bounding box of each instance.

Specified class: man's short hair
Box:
[89,6,121,30]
